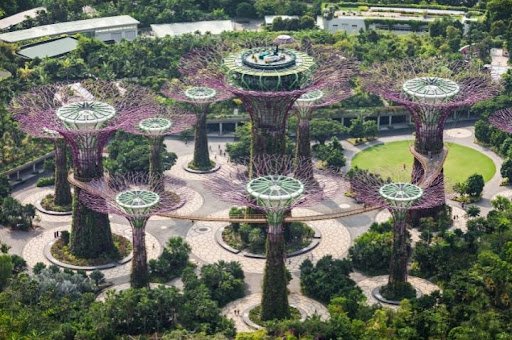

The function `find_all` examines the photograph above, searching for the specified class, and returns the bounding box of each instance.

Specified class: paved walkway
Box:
[222,293,329,333]
[22,223,162,280]
[354,275,440,308]
[186,208,351,274]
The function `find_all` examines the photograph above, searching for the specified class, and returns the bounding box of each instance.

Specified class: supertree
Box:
[123,106,196,190]
[178,36,354,170]
[205,155,339,321]
[161,80,233,172]
[362,58,497,215]
[489,108,512,134]
[79,173,187,288]
[293,84,353,178]
[13,81,157,258]
[11,90,75,208]
[350,169,445,300]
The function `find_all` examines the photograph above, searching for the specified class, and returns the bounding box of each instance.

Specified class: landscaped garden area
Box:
[351,140,496,188]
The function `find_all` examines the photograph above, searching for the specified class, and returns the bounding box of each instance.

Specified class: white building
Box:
[0,7,46,30]
[151,20,234,37]
[264,15,299,26]
[0,15,139,43]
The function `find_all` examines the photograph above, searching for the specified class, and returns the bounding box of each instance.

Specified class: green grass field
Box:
[350,141,496,191]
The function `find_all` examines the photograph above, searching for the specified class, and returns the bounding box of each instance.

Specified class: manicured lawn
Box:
[350,140,496,190]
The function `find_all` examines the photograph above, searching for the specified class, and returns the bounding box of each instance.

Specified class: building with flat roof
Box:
[317,6,478,35]
[0,15,139,43]
[17,36,79,59]
[264,15,299,26]
[0,7,46,30]
[151,20,234,37]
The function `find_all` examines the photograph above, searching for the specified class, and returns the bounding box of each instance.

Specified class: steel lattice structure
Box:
[177,41,355,167]
[361,58,497,213]
[294,85,353,178]
[204,154,341,320]
[161,79,233,171]
[489,108,512,134]
[79,172,188,288]
[350,168,445,295]
[123,106,196,189]
[13,80,158,258]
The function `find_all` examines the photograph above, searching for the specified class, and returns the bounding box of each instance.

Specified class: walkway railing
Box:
[409,145,448,188]
[68,173,379,223]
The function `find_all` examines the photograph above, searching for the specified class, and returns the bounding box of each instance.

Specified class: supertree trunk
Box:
[411,110,447,218]
[387,212,409,293]
[149,136,164,191]
[261,221,290,321]
[192,110,212,170]
[295,118,315,182]
[131,222,149,288]
[53,139,72,207]
[70,139,114,258]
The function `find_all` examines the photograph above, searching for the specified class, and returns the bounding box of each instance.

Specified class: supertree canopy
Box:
[489,108,512,134]
[362,58,498,213]
[205,155,339,321]
[124,106,196,190]
[162,80,233,172]
[13,81,157,258]
[350,169,445,299]
[11,93,72,209]
[293,84,353,178]
[79,173,187,288]
[178,37,353,168]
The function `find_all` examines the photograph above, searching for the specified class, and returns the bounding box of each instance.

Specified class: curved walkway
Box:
[186,208,351,273]
[222,293,329,333]
[22,223,162,280]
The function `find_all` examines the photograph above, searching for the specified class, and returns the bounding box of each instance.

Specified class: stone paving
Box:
[445,128,472,139]
[22,223,162,280]
[149,187,204,221]
[165,153,229,181]
[13,187,72,225]
[222,293,329,333]
[186,208,351,273]
[355,275,440,308]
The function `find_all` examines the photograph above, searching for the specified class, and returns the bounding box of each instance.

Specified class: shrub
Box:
[149,237,191,282]
[300,255,364,317]
[36,176,55,187]
[349,230,392,275]
[0,255,13,290]
[60,230,70,245]
[10,255,27,274]
[32,262,46,274]
[200,261,245,306]
[89,269,105,287]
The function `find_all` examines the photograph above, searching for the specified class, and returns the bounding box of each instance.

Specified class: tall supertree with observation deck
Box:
[79,173,188,288]
[162,81,233,172]
[179,35,353,170]
[13,81,157,258]
[205,155,338,321]
[350,169,445,300]
[362,59,497,215]
[123,106,196,190]
[294,84,353,179]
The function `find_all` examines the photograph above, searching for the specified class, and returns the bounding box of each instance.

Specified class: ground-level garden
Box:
[350,141,496,190]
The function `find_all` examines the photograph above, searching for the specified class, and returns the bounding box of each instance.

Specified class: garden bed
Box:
[51,234,131,267]
[248,305,301,326]
[222,222,314,255]
[41,194,72,212]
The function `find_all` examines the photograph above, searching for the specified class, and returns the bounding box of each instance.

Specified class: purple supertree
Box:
[362,58,497,215]
[161,80,233,172]
[178,39,354,170]
[204,154,340,320]
[123,105,196,190]
[13,80,158,258]
[489,108,512,133]
[11,93,72,209]
[79,172,188,288]
[349,168,445,299]
[293,84,353,179]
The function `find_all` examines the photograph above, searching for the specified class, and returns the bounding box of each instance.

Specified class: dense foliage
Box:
[149,236,191,282]
[349,221,393,275]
